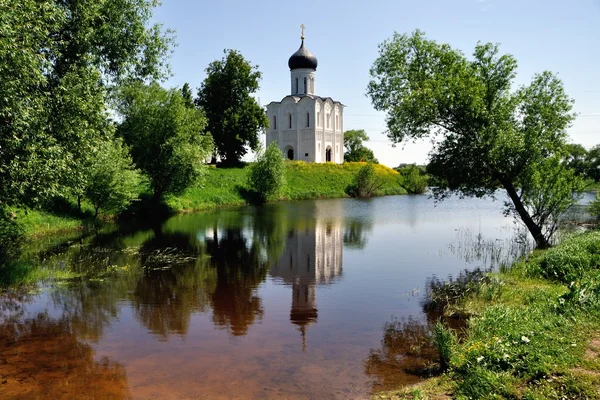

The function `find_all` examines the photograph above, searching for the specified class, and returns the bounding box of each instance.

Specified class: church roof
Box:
[267,95,345,107]
[288,39,318,71]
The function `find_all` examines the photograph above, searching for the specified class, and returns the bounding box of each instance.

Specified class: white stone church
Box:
[265,27,344,163]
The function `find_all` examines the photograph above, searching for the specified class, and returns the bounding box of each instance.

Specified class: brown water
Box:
[0,195,527,399]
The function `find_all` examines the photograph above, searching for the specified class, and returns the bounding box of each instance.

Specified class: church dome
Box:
[288,40,318,71]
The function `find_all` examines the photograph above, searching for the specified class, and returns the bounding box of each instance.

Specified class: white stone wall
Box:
[265,96,343,164]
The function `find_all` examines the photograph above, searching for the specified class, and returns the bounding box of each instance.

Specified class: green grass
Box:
[167,161,407,212]
[376,231,600,399]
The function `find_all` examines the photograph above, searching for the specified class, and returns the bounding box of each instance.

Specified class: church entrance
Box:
[325,147,332,162]
[287,148,294,160]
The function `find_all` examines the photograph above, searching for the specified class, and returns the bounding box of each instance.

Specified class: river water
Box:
[0,194,565,399]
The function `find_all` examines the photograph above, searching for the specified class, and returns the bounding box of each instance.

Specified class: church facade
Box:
[265,28,344,163]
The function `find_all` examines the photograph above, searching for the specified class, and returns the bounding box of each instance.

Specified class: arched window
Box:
[306,112,310,128]
[288,114,292,129]
[326,147,332,162]
[303,77,307,94]
[317,111,321,127]
[326,113,330,129]
[273,115,277,130]
[295,78,299,94]
[287,148,294,160]
[335,115,339,130]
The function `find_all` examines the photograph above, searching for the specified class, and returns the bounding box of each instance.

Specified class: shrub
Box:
[590,192,600,222]
[398,164,429,194]
[536,232,600,283]
[432,322,455,371]
[0,208,24,265]
[248,142,286,203]
[345,163,384,198]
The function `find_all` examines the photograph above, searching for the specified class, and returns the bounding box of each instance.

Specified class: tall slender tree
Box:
[197,50,268,165]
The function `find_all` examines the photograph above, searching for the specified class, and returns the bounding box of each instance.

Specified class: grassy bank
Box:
[166,161,406,212]
[377,231,600,399]
[12,161,405,238]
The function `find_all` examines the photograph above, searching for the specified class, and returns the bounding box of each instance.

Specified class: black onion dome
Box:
[288,40,318,70]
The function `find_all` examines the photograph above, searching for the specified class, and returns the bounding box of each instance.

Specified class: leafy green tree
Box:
[117,83,213,201]
[346,163,384,198]
[563,143,588,176]
[589,193,600,222]
[367,30,582,248]
[85,136,143,217]
[181,83,195,109]
[248,143,286,203]
[0,0,172,265]
[585,145,600,182]
[343,129,378,163]
[0,0,173,207]
[197,50,268,165]
[398,164,429,194]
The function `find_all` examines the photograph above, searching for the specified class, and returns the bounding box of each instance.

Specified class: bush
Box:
[0,208,24,268]
[590,192,600,221]
[248,142,286,203]
[536,232,600,283]
[345,163,384,198]
[398,164,429,194]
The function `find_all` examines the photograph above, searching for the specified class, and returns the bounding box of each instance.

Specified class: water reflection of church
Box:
[269,218,343,350]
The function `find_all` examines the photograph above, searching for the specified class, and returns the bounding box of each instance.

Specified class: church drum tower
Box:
[266,25,345,164]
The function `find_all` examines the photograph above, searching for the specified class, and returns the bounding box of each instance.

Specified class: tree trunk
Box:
[77,196,81,212]
[94,205,99,218]
[501,180,551,249]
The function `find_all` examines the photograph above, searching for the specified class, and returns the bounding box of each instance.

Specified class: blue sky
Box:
[153,0,600,167]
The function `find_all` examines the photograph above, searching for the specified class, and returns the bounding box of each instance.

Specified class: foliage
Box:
[346,163,385,198]
[586,145,600,182]
[197,49,268,165]
[519,231,600,284]
[0,208,24,268]
[367,30,582,248]
[181,83,195,109]
[397,164,429,194]
[564,143,588,176]
[590,192,600,221]
[85,137,144,217]
[0,0,173,208]
[432,322,455,372]
[248,143,286,203]
[117,82,213,200]
[343,129,378,163]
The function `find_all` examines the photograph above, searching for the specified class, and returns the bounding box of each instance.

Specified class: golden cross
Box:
[300,24,305,39]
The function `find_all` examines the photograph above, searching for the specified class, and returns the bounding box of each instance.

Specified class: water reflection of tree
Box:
[0,312,130,399]
[365,317,439,393]
[205,228,267,336]
[132,232,216,339]
[343,218,372,250]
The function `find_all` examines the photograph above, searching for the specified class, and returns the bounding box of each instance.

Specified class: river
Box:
[0,194,578,399]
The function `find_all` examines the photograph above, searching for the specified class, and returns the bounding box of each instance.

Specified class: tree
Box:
[367,30,582,248]
[346,163,384,198]
[181,83,195,109]
[585,145,600,182]
[0,0,172,265]
[564,143,588,176]
[398,164,429,194]
[0,0,173,207]
[248,142,286,203]
[117,82,213,201]
[197,50,269,165]
[84,136,143,217]
[343,129,378,163]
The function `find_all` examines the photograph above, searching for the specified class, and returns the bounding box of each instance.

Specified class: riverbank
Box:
[376,231,600,399]
[17,161,406,238]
